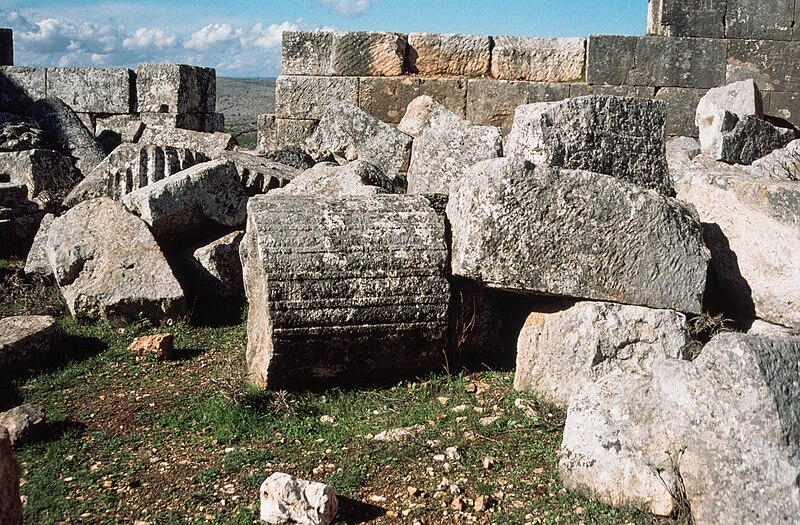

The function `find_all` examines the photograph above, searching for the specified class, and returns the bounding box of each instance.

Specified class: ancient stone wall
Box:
[261,1,800,149]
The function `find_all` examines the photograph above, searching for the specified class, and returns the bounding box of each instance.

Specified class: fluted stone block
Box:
[219,150,299,196]
[138,126,236,159]
[140,112,224,133]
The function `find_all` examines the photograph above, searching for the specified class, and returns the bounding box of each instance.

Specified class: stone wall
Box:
[261,1,800,150]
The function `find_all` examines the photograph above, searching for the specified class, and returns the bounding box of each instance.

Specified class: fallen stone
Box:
[491,37,585,82]
[372,424,427,443]
[94,115,144,153]
[45,198,186,322]
[308,101,412,178]
[138,126,235,159]
[0,149,75,201]
[26,98,106,177]
[514,301,690,408]
[744,139,800,181]
[448,157,708,314]
[241,194,450,389]
[219,151,299,196]
[0,315,65,375]
[273,161,394,198]
[0,404,45,445]
[64,143,210,207]
[397,95,458,138]
[0,427,22,525]
[23,213,54,277]
[179,231,244,299]
[0,120,54,152]
[675,170,800,328]
[666,136,701,182]
[407,33,491,77]
[505,96,673,195]
[136,63,216,114]
[261,147,316,171]
[260,472,338,525]
[127,333,174,360]
[122,159,248,246]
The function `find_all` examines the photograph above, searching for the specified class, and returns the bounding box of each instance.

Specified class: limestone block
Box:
[704,113,794,164]
[46,198,186,322]
[127,333,173,360]
[308,101,412,177]
[407,33,491,77]
[514,301,690,408]
[655,87,706,137]
[418,78,467,117]
[505,96,673,195]
[0,404,45,445]
[647,0,726,38]
[219,150,299,196]
[256,113,276,153]
[24,213,54,277]
[260,473,338,525]
[140,112,224,133]
[358,76,420,124]
[587,35,725,89]
[0,315,65,375]
[274,161,393,198]
[136,63,216,113]
[0,66,46,113]
[64,143,210,206]
[276,75,359,120]
[0,29,11,65]
[448,157,709,314]
[766,91,800,128]
[726,40,800,92]
[275,119,319,148]
[0,149,74,198]
[491,36,585,82]
[138,126,235,159]
[399,95,462,137]
[241,194,450,389]
[745,139,800,181]
[568,83,655,99]
[177,231,244,300]
[262,147,316,171]
[47,67,135,114]
[725,0,794,40]
[122,159,248,246]
[94,114,145,153]
[281,31,335,76]
[666,136,701,179]
[675,171,800,328]
[282,31,406,77]
[0,428,22,525]
[465,79,570,130]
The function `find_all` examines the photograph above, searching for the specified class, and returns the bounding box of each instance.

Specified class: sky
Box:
[0,1,648,77]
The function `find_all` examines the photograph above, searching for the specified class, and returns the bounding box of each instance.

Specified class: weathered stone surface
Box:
[47,67,135,114]
[568,84,655,99]
[398,95,455,137]
[0,315,65,375]
[491,37,585,82]
[701,112,795,164]
[136,63,216,114]
[655,87,706,137]
[140,112,225,133]
[695,80,767,161]
[275,75,359,120]
[64,143,209,207]
[281,31,335,76]
[45,198,186,322]
[666,136,701,179]
[505,96,673,195]
[358,77,467,124]
[0,66,46,113]
[262,147,316,171]
[27,98,106,177]
[587,35,726,88]
[514,301,690,408]
[746,319,800,336]
[256,113,276,153]
[241,194,450,389]
[676,171,800,328]
[283,31,405,77]
[260,472,338,525]
[418,78,468,117]
[0,120,54,152]
[448,157,708,314]
[308,101,412,177]
[766,91,800,127]
[560,333,800,523]
[274,160,393,198]
[94,115,145,153]
[0,149,75,199]
[122,159,247,246]
[0,427,22,525]
[407,33,491,77]
[745,139,800,181]
[128,333,173,360]
[185,231,244,299]
[406,98,502,194]
[647,0,726,38]
[0,206,44,258]
[219,151,299,196]
[138,126,235,159]
[465,79,570,130]
[0,404,45,445]
[372,424,427,442]
[726,0,795,40]
[24,213,54,277]
[258,117,320,151]
[697,79,764,121]
[726,40,800,92]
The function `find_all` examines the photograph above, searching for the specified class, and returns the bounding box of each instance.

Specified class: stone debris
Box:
[219,151,299,196]
[514,301,690,408]
[744,139,800,181]
[0,149,75,201]
[272,160,394,198]
[128,333,174,360]
[0,315,66,376]
[0,427,22,525]
[94,114,145,153]
[0,404,45,445]
[178,231,244,300]
[448,157,709,314]
[261,147,316,171]
[505,96,674,195]
[0,119,54,151]
[260,472,338,525]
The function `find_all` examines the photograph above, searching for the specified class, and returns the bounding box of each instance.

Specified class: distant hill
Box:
[217,77,276,149]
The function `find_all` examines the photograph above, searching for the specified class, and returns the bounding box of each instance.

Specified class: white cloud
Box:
[318,0,377,17]
[184,23,240,51]
[122,28,178,50]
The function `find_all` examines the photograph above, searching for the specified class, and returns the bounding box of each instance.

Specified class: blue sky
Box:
[0,0,648,77]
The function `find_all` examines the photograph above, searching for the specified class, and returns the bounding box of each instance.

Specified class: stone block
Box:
[0,182,26,206]
[0,66,46,112]
[587,35,725,88]
[24,212,54,277]
[418,78,467,117]
[275,75,358,120]
[491,36,585,82]
[273,160,394,198]
[0,315,65,376]
[255,113,276,153]
[0,404,45,445]
[183,231,245,299]
[47,67,135,114]
[275,118,318,148]
[260,473,338,525]
[725,0,794,40]
[647,0,726,38]
[569,83,655,99]
[138,126,236,159]
[219,150,300,196]
[140,112,224,133]
[358,76,420,124]
[407,33,491,77]
[727,39,800,92]
[136,63,216,114]
[0,28,12,66]
[281,31,335,76]
[466,79,570,130]
[766,91,800,128]
[95,114,145,153]
[282,31,406,77]
[0,149,74,199]
[655,87,706,137]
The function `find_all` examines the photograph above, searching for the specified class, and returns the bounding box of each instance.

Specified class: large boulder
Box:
[448,157,709,314]
[0,428,22,525]
[122,160,248,246]
[260,473,338,525]
[514,301,690,408]
[273,160,394,198]
[241,194,450,389]
[505,96,673,195]
[676,171,800,328]
[45,198,186,322]
[308,101,412,178]
[0,315,65,376]
[560,333,800,524]
[404,96,502,195]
